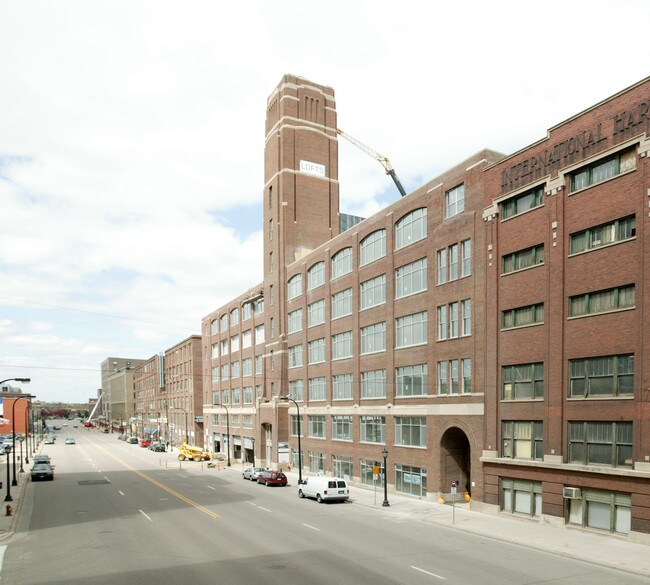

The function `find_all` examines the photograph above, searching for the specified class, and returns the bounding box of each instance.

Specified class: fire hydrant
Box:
[5,504,13,516]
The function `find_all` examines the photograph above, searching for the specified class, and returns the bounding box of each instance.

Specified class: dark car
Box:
[31,463,54,481]
[257,470,288,486]
[148,442,165,452]
[33,454,51,465]
[126,437,139,444]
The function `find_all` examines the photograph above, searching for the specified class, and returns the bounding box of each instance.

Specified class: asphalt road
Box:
[0,426,646,585]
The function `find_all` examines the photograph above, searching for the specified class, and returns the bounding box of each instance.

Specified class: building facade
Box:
[100,357,144,427]
[202,74,650,541]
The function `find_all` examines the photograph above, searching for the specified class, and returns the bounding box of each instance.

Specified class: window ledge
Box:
[568,236,636,257]
[501,262,545,277]
[501,322,544,332]
[567,395,634,401]
[568,306,635,320]
[480,456,649,478]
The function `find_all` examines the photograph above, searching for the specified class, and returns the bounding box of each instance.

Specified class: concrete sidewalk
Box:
[0,462,29,541]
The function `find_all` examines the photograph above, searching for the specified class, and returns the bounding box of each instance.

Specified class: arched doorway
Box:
[440,427,471,496]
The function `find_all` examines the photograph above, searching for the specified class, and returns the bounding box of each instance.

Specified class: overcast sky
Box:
[1,1,648,404]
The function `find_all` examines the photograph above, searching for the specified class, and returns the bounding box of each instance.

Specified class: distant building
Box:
[100,357,144,428]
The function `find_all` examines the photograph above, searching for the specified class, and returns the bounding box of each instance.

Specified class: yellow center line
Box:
[93,443,220,520]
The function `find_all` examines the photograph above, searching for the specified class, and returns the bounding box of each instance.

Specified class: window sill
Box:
[501,322,544,332]
[501,262,545,277]
[568,235,636,257]
[567,306,635,320]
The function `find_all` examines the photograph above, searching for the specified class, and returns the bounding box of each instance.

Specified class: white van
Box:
[298,476,349,503]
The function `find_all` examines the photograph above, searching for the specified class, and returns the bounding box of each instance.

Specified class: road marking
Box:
[0,545,5,574]
[257,506,272,512]
[177,473,187,478]
[411,566,446,580]
[207,485,216,490]
[139,509,153,522]
[103,476,111,483]
[118,490,125,496]
[303,524,320,531]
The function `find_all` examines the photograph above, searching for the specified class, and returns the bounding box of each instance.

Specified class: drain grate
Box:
[78,480,111,485]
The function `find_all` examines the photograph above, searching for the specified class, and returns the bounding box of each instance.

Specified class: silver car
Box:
[242,467,265,481]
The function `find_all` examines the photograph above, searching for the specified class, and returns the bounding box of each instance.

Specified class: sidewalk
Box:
[0,462,29,541]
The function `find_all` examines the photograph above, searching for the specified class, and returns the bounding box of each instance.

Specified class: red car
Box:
[139,439,151,448]
[257,470,288,486]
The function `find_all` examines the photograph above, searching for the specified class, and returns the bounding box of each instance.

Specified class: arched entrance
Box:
[440,427,471,496]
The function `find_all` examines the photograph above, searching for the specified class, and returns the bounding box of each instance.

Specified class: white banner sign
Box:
[299,160,326,177]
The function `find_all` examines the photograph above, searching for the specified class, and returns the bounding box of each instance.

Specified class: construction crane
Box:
[336,129,407,197]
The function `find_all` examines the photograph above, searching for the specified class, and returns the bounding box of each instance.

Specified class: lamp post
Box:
[381,448,390,507]
[280,396,302,484]
[0,378,31,386]
[18,437,24,473]
[3,445,12,502]
[12,395,34,486]
[214,404,231,467]
[24,406,30,465]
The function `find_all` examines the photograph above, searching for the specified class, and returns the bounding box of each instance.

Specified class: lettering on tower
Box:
[299,160,326,177]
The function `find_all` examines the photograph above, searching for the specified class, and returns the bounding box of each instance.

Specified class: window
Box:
[361,369,386,399]
[211,343,219,359]
[308,261,325,290]
[308,338,326,364]
[360,322,386,355]
[360,230,386,266]
[231,361,240,378]
[437,306,447,340]
[221,389,229,405]
[437,361,447,394]
[289,379,304,402]
[445,183,465,218]
[220,314,228,332]
[569,285,635,317]
[287,308,303,334]
[332,331,353,360]
[332,288,353,319]
[232,388,241,405]
[461,239,471,277]
[332,416,353,441]
[210,319,218,335]
[332,374,353,400]
[395,311,427,348]
[308,299,325,327]
[501,185,544,220]
[220,339,228,356]
[211,366,219,382]
[360,459,383,486]
[568,422,632,468]
[331,247,353,280]
[243,386,253,404]
[570,215,636,255]
[288,344,303,368]
[308,451,326,473]
[271,317,276,339]
[269,218,273,241]
[502,303,544,329]
[501,421,543,460]
[230,308,239,327]
[360,416,385,444]
[242,329,252,349]
[502,245,544,274]
[449,243,459,280]
[309,377,326,401]
[287,274,303,300]
[462,358,472,393]
[242,358,252,376]
[396,364,428,397]
[502,363,543,400]
[269,252,274,274]
[395,208,427,250]
[395,258,427,298]
[395,416,427,447]
[254,324,265,344]
[501,479,542,518]
[332,456,353,481]
[449,302,459,338]
[395,464,427,497]
[567,489,631,535]
[290,414,304,437]
[230,334,240,352]
[462,299,471,336]
[254,298,264,315]
[243,415,253,429]
[571,148,636,192]
[569,354,634,398]
[437,248,447,285]
[255,355,263,374]
[242,303,252,321]
[360,274,386,309]
[308,415,326,438]
[220,363,229,381]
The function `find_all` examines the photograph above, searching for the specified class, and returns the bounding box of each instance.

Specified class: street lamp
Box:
[214,404,231,467]
[381,448,390,507]
[24,406,30,465]
[0,378,31,386]
[12,395,34,486]
[3,445,12,502]
[280,396,302,484]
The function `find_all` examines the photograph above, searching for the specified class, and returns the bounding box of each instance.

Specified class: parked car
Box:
[31,463,54,481]
[257,470,288,486]
[243,467,265,481]
[139,439,151,448]
[65,437,76,445]
[126,437,139,444]
[33,454,51,465]
[298,476,349,503]
[148,442,165,452]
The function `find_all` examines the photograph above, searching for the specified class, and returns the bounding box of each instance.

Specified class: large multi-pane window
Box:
[569,285,635,317]
[332,374,353,400]
[287,308,303,334]
[332,331,353,360]
[395,311,427,347]
[242,302,252,321]
[568,354,634,397]
[211,343,219,359]
[308,261,325,290]
[230,308,239,327]
[255,324,265,344]
[567,489,631,535]
[332,288,353,319]
[395,465,427,497]
[210,319,218,336]
[220,339,228,356]
[332,416,353,441]
[361,369,387,399]
[360,274,386,309]
[289,379,304,402]
[438,239,471,284]
[232,388,241,405]
[288,344,303,368]
[255,355,263,374]
[437,301,471,339]
[220,313,228,332]
[570,215,636,255]
[332,455,353,480]
[231,361,240,378]
[308,299,325,326]
[242,358,252,376]
[288,274,303,300]
[220,363,229,380]
[571,148,636,192]
[360,230,386,266]
[308,415,326,438]
[308,451,326,473]
[308,338,326,364]
[502,363,543,400]
[395,258,427,298]
[501,421,543,460]
[331,247,353,280]
[221,389,230,405]
[360,322,386,355]
[360,416,385,444]
[308,377,326,401]
[211,366,219,382]
[502,245,544,275]
[461,239,471,276]
[395,208,427,250]
[395,416,427,447]
[568,422,632,468]
[290,414,304,436]
[396,364,428,397]
[502,303,544,329]
[255,298,264,315]
[230,334,240,352]
[501,479,542,517]
[438,359,472,394]
[242,329,252,349]
[501,185,544,220]
[243,386,253,404]
[445,183,465,218]
[360,459,383,486]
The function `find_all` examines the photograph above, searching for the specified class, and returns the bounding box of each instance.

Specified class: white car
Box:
[298,476,349,503]
[242,467,265,481]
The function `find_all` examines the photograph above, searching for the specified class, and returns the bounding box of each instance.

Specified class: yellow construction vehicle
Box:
[176,444,213,462]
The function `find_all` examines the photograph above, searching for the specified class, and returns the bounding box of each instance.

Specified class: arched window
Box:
[331,247,353,280]
[308,261,325,290]
[360,230,386,266]
[288,274,303,300]
[395,208,427,250]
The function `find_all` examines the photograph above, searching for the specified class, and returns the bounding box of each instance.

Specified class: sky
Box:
[1,1,649,404]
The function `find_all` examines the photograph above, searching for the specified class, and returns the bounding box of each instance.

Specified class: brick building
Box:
[202,74,650,541]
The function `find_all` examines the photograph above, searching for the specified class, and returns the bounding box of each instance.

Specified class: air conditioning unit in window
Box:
[563,487,582,499]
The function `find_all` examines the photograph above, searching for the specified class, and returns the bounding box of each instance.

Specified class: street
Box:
[0,427,647,584]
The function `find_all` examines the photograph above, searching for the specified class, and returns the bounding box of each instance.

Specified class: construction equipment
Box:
[336,129,407,197]
[177,444,213,462]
